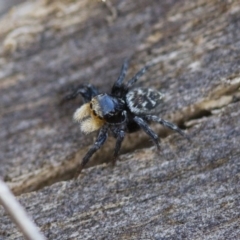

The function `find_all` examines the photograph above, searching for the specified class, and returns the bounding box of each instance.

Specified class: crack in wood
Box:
[7,80,240,195]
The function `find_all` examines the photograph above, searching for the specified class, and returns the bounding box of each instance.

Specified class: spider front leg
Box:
[113,129,125,166]
[75,125,108,177]
[109,111,127,165]
[111,59,129,97]
[145,115,190,141]
[64,84,99,102]
[133,116,161,150]
[110,127,125,165]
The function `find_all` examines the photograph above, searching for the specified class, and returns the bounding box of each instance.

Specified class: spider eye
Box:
[90,102,93,109]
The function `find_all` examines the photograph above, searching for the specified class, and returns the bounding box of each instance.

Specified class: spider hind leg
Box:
[133,116,161,150]
[145,115,190,141]
[126,63,151,88]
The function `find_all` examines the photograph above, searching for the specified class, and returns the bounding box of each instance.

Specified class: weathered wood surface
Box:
[0,0,240,239]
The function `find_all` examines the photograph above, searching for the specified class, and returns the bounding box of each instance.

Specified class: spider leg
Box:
[109,111,127,164]
[145,115,190,141]
[111,59,129,96]
[112,129,125,165]
[64,84,99,103]
[126,63,151,88]
[133,116,161,150]
[75,125,108,177]
[113,59,129,88]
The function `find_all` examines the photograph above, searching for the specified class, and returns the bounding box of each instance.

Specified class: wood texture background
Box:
[0,0,240,239]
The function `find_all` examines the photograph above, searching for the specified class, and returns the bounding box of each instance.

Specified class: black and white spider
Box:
[65,60,189,173]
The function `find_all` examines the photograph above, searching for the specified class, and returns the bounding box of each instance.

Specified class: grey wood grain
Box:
[0,0,240,239]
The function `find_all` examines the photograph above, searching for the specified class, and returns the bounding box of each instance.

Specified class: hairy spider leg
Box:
[64,84,99,102]
[133,116,161,150]
[126,63,152,88]
[145,115,190,141]
[113,59,129,88]
[75,125,108,177]
[112,128,125,165]
[109,111,127,164]
[111,59,129,96]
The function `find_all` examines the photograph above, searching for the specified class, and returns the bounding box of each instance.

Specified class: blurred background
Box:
[0,0,25,16]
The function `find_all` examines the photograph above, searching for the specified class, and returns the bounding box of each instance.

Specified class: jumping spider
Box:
[65,60,189,174]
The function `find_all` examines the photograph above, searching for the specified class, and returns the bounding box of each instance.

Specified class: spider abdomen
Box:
[126,88,164,114]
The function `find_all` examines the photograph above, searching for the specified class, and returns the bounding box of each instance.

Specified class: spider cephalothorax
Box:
[65,60,189,174]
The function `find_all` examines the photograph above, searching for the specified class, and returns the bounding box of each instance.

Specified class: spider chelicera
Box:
[65,60,189,174]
